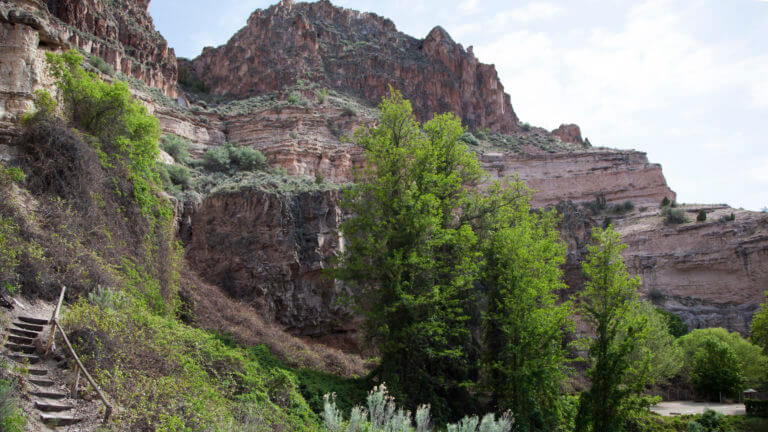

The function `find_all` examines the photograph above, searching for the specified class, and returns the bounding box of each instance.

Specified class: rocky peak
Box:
[552,124,584,145]
[189,1,520,132]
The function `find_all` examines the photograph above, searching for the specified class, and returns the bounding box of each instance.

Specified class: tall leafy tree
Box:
[479,187,573,432]
[691,338,745,401]
[575,227,650,432]
[335,89,485,421]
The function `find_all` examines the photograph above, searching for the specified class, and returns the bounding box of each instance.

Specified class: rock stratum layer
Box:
[188,0,518,133]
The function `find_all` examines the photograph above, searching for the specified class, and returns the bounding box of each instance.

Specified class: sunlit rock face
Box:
[188,0,519,133]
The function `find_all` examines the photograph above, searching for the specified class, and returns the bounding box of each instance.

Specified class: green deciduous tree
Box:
[691,338,745,401]
[678,327,767,388]
[334,89,485,422]
[751,297,768,355]
[575,227,675,432]
[480,189,573,432]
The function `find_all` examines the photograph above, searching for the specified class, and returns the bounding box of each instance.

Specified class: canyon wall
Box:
[1,0,766,337]
[188,0,519,133]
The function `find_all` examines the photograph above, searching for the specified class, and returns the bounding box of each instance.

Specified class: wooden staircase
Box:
[4,315,85,428]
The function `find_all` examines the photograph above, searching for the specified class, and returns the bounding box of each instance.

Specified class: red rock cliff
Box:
[45,0,178,96]
[188,0,519,132]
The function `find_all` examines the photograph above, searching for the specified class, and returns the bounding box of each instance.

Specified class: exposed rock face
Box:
[189,0,519,132]
[482,150,675,207]
[183,187,350,335]
[551,124,584,145]
[617,207,768,334]
[45,0,178,97]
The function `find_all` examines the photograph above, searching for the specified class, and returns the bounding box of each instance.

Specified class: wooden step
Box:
[17,316,50,325]
[31,390,67,400]
[12,322,44,332]
[27,368,48,376]
[5,343,36,354]
[29,378,55,387]
[9,327,38,338]
[34,401,74,412]
[7,335,34,345]
[40,414,82,426]
[8,353,40,364]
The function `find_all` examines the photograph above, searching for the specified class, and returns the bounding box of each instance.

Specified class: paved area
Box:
[651,401,745,416]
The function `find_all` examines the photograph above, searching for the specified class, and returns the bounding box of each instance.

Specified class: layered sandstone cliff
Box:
[188,0,518,133]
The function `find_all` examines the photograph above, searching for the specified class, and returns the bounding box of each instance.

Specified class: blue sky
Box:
[149,0,768,210]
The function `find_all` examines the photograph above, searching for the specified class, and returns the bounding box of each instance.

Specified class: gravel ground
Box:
[651,401,746,416]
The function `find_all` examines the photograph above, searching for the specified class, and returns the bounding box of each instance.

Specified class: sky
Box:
[149,0,768,211]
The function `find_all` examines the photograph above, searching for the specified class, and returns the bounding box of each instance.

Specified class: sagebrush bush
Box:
[697,210,707,222]
[161,134,190,163]
[323,385,513,432]
[662,207,688,224]
[202,143,267,173]
[460,132,480,146]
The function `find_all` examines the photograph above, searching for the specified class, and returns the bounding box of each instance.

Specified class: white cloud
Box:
[749,157,768,182]
[458,0,481,14]
[500,2,564,23]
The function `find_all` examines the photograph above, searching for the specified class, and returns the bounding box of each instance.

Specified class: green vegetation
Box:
[691,339,744,401]
[655,307,689,338]
[720,212,736,222]
[677,328,767,389]
[202,142,267,173]
[65,292,319,430]
[335,90,486,422]
[662,207,689,225]
[661,197,671,207]
[0,378,25,432]
[178,65,210,93]
[697,210,708,222]
[316,88,329,104]
[322,385,513,432]
[751,296,768,354]
[575,227,681,432]
[88,54,114,75]
[746,399,768,417]
[161,134,191,163]
[481,187,573,431]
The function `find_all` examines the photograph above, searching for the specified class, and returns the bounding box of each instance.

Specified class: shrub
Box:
[229,145,267,171]
[202,144,266,173]
[316,88,328,104]
[89,54,114,75]
[0,166,25,185]
[720,212,736,222]
[165,164,190,188]
[746,399,768,418]
[662,207,689,224]
[288,91,303,105]
[161,134,190,164]
[520,122,532,132]
[178,65,209,93]
[289,131,299,139]
[661,197,671,207]
[460,132,480,146]
[655,307,689,337]
[322,385,513,432]
[697,210,707,222]
[584,194,607,214]
[342,105,357,117]
[0,379,25,432]
[202,146,231,172]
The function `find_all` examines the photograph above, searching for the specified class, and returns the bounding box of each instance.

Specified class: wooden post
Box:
[71,364,80,399]
[55,321,113,423]
[44,286,66,357]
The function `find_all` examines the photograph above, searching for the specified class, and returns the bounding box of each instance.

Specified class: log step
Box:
[7,335,34,345]
[31,390,67,400]
[8,353,40,364]
[17,316,50,325]
[29,378,55,387]
[9,327,38,338]
[34,401,74,412]
[27,368,48,376]
[5,343,36,354]
[40,414,82,426]
[12,322,44,332]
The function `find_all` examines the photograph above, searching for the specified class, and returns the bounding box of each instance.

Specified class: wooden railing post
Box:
[44,286,66,357]
[55,321,114,423]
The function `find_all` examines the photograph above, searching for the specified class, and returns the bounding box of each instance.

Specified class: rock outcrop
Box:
[183,187,350,335]
[188,0,519,133]
[617,206,768,334]
[551,124,584,145]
